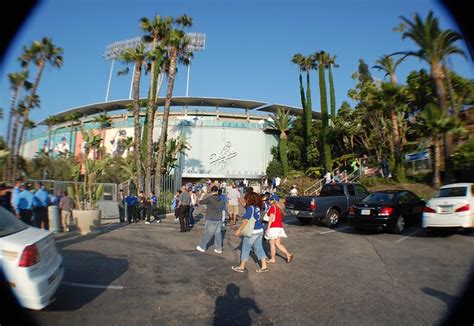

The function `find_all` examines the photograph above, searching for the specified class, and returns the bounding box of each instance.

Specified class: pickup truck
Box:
[285,183,369,228]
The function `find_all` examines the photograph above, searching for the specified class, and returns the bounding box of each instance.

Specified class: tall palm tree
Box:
[373,55,404,169]
[140,15,172,193]
[155,15,193,196]
[17,38,63,157]
[326,54,339,120]
[118,44,146,190]
[418,103,460,188]
[267,108,294,177]
[395,11,466,178]
[16,94,40,156]
[315,51,332,172]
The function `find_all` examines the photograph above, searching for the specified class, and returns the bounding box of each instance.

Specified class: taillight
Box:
[348,206,356,215]
[310,199,315,210]
[19,244,39,267]
[455,204,470,212]
[378,207,393,216]
[423,206,436,213]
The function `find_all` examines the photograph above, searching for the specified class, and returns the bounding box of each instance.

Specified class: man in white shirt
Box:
[227,182,241,226]
[290,185,298,196]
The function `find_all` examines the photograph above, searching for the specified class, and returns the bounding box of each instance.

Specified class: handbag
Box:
[240,207,256,237]
[262,209,270,222]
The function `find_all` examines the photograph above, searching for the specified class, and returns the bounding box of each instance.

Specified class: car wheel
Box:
[324,209,341,228]
[297,217,311,225]
[392,216,405,234]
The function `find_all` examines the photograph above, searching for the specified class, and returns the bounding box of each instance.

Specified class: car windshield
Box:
[362,192,396,203]
[0,207,28,237]
[435,187,467,198]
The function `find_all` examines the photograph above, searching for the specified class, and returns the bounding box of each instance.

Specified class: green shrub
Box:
[453,140,474,182]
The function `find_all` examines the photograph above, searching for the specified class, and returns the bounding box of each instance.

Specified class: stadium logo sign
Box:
[210,141,237,169]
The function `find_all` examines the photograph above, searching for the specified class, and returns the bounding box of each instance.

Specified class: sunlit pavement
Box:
[27,206,473,325]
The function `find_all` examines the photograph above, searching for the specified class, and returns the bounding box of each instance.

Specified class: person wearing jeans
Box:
[232,192,268,273]
[196,186,224,253]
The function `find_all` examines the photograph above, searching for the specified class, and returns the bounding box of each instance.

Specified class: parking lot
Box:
[27,207,473,325]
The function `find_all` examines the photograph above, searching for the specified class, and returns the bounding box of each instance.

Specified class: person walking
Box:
[227,182,240,227]
[59,191,75,232]
[137,191,146,222]
[118,189,125,223]
[232,192,268,273]
[265,195,293,264]
[196,186,224,254]
[33,182,50,230]
[172,190,181,221]
[14,183,34,226]
[189,189,197,227]
[125,192,138,223]
[146,191,160,224]
[177,186,191,232]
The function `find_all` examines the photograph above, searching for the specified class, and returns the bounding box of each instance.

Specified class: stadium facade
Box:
[24,97,319,181]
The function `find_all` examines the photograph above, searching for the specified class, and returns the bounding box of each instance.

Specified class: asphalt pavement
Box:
[26,205,474,325]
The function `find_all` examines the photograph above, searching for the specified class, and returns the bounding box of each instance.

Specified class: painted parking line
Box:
[394,228,424,243]
[62,281,124,290]
[318,226,351,235]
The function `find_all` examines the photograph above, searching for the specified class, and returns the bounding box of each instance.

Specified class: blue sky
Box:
[1,0,473,137]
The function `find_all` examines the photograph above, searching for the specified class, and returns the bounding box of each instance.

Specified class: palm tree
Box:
[140,15,172,193]
[118,44,146,191]
[315,51,332,172]
[155,15,193,197]
[373,55,404,172]
[92,113,112,159]
[65,112,81,156]
[267,108,294,177]
[326,54,339,120]
[418,103,460,188]
[395,11,466,178]
[17,38,63,157]
[43,116,61,154]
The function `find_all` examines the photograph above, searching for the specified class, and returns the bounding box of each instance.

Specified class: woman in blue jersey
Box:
[232,192,268,273]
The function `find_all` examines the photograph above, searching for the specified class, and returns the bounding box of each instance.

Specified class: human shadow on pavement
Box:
[422,287,456,307]
[42,249,128,312]
[213,283,262,326]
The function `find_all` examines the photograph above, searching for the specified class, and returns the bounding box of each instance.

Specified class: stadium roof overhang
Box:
[38,96,321,125]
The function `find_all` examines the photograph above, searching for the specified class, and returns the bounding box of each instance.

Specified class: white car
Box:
[423,183,474,230]
[0,206,64,310]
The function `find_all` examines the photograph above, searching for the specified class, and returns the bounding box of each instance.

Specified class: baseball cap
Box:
[269,194,280,202]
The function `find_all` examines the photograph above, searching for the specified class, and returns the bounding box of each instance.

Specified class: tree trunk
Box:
[431,62,453,182]
[144,57,159,194]
[155,48,177,198]
[132,62,143,191]
[280,132,288,177]
[7,114,19,182]
[433,136,441,188]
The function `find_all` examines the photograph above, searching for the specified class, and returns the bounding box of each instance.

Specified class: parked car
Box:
[0,206,64,310]
[348,190,425,234]
[423,183,474,231]
[285,183,369,228]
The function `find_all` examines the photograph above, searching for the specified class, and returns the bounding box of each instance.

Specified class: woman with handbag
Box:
[232,192,268,273]
[265,195,293,263]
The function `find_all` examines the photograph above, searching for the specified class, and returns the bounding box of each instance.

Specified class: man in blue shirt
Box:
[14,184,34,225]
[10,179,21,215]
[124,193,138,223]
[33,182,50,230]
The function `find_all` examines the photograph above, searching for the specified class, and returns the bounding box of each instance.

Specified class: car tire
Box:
[324,209,341,228]
[297,217,311,225]
[392,216,405,234]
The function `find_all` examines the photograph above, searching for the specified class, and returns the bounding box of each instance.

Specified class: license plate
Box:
[439,206,452,213]
[361,209,371,216]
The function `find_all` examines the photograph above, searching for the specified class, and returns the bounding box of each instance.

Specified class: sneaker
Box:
[156,220,161,223]
[145,221,150,224]
[214,249,222,254]
[196,245,205,253]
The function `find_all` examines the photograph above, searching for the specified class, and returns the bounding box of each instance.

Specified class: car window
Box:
[347,185,355,196]
[435,187,467,198]
[319,185,345,197]
[0,207,28,237]
[354,185,369,196]
[362,192,396,203]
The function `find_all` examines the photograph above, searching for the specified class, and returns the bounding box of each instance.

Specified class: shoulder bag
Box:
[240,207,256,237]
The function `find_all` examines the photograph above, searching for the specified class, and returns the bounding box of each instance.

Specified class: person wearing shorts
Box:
[265,194,293,264]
